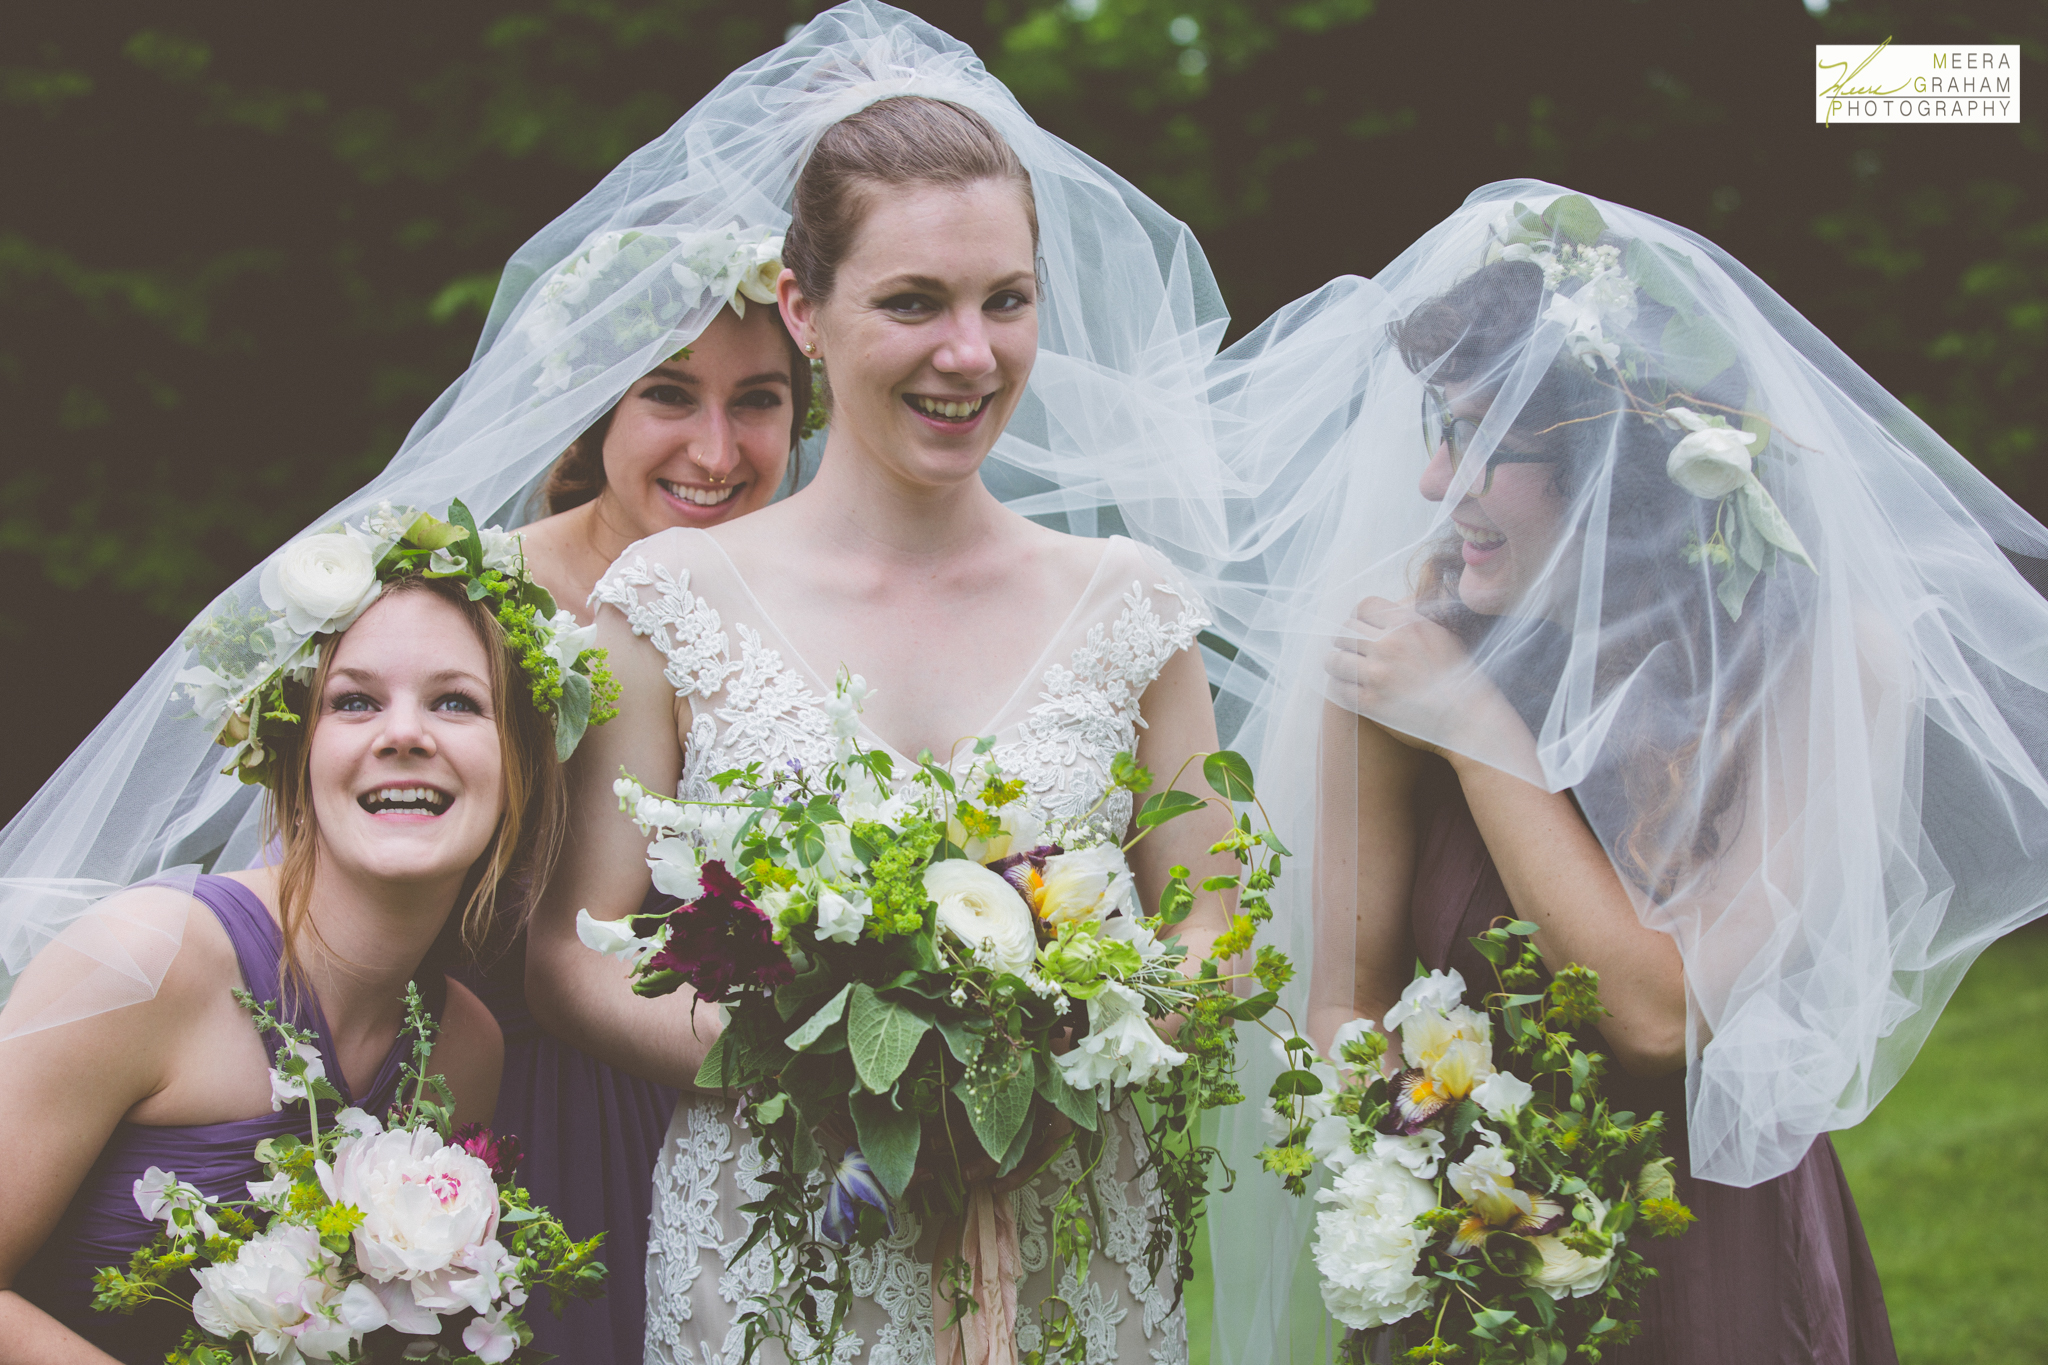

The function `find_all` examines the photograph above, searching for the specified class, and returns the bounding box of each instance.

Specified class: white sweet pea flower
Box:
[1306,1113,1358,1171]
[1035,843,1138,928]
[1376,1129,1447,1181]
[1100,910,1169,962]
[476,527,523,573]
[646,836,704,900]
[269,1038,327,1112]
[1054,980,1188,1095]
[1382,969,1466,1031]
[464,1308,520,1364]
[1472,1070,1536,1120]
[538,350,574,396]
[671,260,707,307]
[317,1126,500,1306]
[334,1106,382,1137]
[577,909,659,966]
[926,858,1036,976]
[448,1239,522,1315]
[542,609,596,674]
[1312,1150,1438,1329]
[246,1171,294,1207]
[1665,407,1760,499]
[814,886,870,945]
[1525,1194,1616,1300]
[260,533,383,638]
[133,1167,220,1240]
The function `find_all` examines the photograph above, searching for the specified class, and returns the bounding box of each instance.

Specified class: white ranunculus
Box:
[1053,980,1189,1095]
[1666,408,1760,499]
[735,235,785,306]
[577,909,659,966]
[261,533,383,638]
[318,1127,499,1298]
[1525,1196,1616,1300]
[1036,843,1138,928]
[925,859,1037,976]
[1472,1070,1536,1120]
[814,887,870,945]
[1312,1151,1439,1329]
[646,836,704,900]
[191,1223,352,1362]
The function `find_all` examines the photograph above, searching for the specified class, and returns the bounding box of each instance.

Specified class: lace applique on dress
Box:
[629,541,1199,1365]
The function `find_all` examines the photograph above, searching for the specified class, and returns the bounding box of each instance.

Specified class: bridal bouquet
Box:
[578,671,1291,1363]
[1262,922,1694,1364]
[93,987,605,1364]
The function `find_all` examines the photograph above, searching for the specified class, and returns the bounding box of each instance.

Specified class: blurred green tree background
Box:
[1,0,2039,823]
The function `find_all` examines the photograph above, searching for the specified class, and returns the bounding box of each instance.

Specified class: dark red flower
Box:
[451,1122,523,1183]
[646,860,795,1003]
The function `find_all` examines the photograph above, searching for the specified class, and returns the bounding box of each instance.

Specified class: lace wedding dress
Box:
[592,528,1209,1365]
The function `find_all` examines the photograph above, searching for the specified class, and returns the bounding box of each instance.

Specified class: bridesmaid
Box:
[0,573,565,1363]
[475,294,812,1365]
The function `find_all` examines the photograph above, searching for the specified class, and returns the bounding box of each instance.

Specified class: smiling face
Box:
[780,178,1038,490]
[1418,386,1574,618]
[597,302,796,533]
[304,589,508,893]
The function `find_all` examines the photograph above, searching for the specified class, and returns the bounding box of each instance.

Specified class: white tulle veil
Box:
[0,1,1230,1052]
[1199,180,2048,1363]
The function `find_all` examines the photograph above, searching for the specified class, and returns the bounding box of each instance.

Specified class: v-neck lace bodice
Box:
[591,527,1210,1365]
[592,529,1210,839]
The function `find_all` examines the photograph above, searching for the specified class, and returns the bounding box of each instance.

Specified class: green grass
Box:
[1831,924,2048,1364]
[1186,925,2048,1364]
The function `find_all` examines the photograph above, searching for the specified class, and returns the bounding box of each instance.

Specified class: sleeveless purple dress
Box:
[454,885,679,1365]
[17,875,444,1363]
[1408,762,1897,1364]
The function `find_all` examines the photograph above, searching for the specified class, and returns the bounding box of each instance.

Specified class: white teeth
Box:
[1455,522,1505,547]
[661,480,738,507]
[912,395,986,419]
[364,786,449,813]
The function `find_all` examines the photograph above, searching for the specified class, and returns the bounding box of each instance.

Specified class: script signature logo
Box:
[1817,36,1904,126]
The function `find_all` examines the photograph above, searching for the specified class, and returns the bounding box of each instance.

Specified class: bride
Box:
[526,89,1232,1365]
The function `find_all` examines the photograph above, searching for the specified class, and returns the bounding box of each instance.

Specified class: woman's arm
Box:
[525,602,720,1090]
[1125,644,1237,964]
[0,890,199,1364]
[1326,598,1687,1077]
[429,978,504,1127]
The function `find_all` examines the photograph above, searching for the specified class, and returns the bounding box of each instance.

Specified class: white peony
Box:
[1054,980,1188,1095]
[814,886,870,945]
[1472,1070,1536,1120]
[318,1127,500,1306]
[925,859,1037,976]
[1525,1195,1616,1300]
[1665,408,1760,499]
[1035,843,1139,928]
[260,533,383,638]
[1312,1151,1439,1330]
[646,835,704,900]
[191,1223,359,1363]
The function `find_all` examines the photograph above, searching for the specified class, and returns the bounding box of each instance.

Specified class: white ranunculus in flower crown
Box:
[92,987,606,1364]
[1260,924,1696,1363]
[175,500,621,787]
[575,670,1299,1365]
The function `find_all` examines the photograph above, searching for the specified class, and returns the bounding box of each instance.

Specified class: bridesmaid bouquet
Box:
[579,670,1292,1364]
[1262,922,1695,1364]
[93,987,605,1364]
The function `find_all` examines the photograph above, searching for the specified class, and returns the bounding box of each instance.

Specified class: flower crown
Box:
[520,224,787,397]
[178,501,621,787]
[1478,195,1815,619]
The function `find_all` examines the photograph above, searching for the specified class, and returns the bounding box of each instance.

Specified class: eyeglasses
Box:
[1421,385,1556,482]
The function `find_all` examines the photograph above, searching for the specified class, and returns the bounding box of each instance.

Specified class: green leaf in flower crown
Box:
[555,670,593,762]
[1738,477,1815,571]
[1202,750,1256,803]
[1034,1052,1099,1133]
[1623,239,1696,312]
[784,984,853,1052]
[1660,311,1738,391]
[1136,788,1208,829]
[402,511,470,554]
[1541,194,1607,246]
[849,1088,921,1200]
[847,984,931,1094]
[445,499,485,575]
[1716,551,1763,621]
[955,1058,1035,1163]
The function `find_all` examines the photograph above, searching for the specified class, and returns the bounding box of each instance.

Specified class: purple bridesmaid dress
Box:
[17,875,443,1363]
[1406,762,1898,1364]
[455,885,679,1365]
